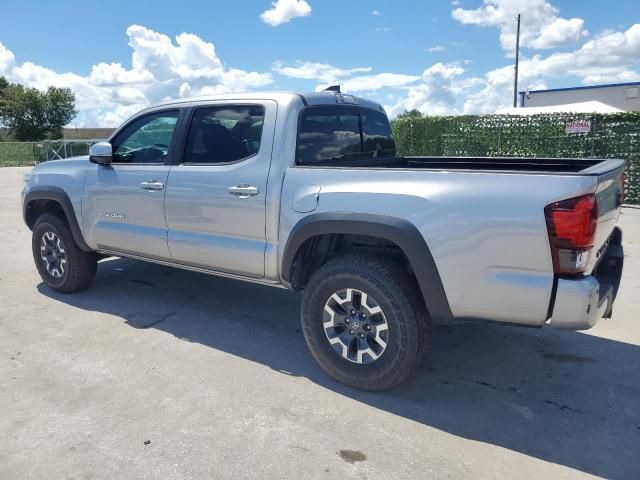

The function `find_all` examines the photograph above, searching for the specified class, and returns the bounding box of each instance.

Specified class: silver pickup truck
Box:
[22,90,625,390]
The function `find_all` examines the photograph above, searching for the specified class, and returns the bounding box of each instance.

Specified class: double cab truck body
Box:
[22,90,625,390]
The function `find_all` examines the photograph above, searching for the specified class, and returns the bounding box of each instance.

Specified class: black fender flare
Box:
[23,186,93,252]
[282,213,453,323]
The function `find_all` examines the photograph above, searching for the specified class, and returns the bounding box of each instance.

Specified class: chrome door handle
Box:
[228,184,259,197]
[140,180,164,191]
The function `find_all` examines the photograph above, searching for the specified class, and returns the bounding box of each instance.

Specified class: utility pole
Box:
[513,13,521,108]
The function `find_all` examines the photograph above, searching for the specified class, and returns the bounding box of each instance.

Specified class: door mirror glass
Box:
[89,142,113,165]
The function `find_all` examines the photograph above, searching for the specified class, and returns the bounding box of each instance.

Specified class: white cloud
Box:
[89,62,153,87]
[318,73,420,93]
[452,0,588,52]
[0,25,273,126]
[272,61,371,83]
[427,46,446,52]
[0,42,15,72]
[376,27,391,32]
[386,63,468,117]
[101,104,148,128]
[371,10,381,16]
[463,24,640,113]
[260,0,312,27]
[385,22,640,116]
[423,63,465,79]
[533,18,587,49]
[578,68,640,85]
[124,26,274,94]
[273,60,418,93]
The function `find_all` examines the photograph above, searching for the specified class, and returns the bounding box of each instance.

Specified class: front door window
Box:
[111,111,179,164]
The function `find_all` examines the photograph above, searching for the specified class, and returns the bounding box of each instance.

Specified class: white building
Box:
[520,82,640,112]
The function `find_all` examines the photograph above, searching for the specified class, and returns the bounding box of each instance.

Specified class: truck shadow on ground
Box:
[39,257,640,480]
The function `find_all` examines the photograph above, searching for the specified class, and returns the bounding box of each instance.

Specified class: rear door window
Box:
[296,106,395,165]
[183,105,265,164]
[361,109,396,158]
[296,106,361,165]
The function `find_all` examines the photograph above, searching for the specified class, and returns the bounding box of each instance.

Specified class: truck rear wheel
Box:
[32,214,97,293]
[301,254,430,391]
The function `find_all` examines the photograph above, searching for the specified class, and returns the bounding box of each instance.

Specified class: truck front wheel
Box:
[32,214,97,293]
[301,254,430,391]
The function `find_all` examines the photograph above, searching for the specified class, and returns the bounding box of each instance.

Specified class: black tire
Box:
[301,254,430,391]
[32,214,97,293]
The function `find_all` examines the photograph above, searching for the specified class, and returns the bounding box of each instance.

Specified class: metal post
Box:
[591,115,597,157]
[513,14,521,108]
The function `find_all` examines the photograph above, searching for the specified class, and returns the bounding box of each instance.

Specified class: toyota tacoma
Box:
[22,89,625,390]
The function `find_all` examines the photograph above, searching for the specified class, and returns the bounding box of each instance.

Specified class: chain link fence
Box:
[0,139,102,167]
[392,112,640,204]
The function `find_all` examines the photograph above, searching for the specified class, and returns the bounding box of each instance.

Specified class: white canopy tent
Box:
[495,101,623,115]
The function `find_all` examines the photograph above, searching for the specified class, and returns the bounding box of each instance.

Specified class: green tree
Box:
[396,109,424,120]
[0,77,7,142]
[0,76,77,141]
[45,86,77,139]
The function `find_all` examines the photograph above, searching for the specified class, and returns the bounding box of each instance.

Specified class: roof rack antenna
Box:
[323,85,341,93]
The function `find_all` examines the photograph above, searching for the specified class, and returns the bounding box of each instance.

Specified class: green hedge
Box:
[392,112,640,204]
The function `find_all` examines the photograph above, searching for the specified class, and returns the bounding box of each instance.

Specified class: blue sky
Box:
[1,0,639,125]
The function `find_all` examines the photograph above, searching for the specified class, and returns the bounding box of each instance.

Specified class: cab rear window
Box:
[296,106,395,165]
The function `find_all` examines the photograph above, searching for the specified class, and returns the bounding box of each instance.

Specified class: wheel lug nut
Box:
[345,318,350,323]
[359,333,365,338]
[361,313,366,318]
[349,330,354,335]
[351,310,356,315]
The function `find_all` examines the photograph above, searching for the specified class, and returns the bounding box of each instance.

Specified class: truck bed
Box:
[402,156,604,173]
[319,156,620,175]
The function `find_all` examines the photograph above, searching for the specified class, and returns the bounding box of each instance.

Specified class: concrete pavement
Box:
[1,166,639,479]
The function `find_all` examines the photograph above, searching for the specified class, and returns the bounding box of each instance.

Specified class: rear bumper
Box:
[547,227,623,330]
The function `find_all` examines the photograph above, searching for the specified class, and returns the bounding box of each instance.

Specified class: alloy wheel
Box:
[40,231,67,279]
[322,288,389,364]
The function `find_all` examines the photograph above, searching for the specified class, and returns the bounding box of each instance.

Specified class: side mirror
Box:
[89,142,113,165]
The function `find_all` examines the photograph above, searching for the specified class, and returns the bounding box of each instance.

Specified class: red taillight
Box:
[544,194,598,275]
[548,195,597,247]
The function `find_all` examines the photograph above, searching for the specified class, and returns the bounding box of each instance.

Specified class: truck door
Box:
[82,109,182,259]
[164,101,276,277]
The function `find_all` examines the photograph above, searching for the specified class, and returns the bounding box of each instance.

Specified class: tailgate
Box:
[588,159,626,273]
